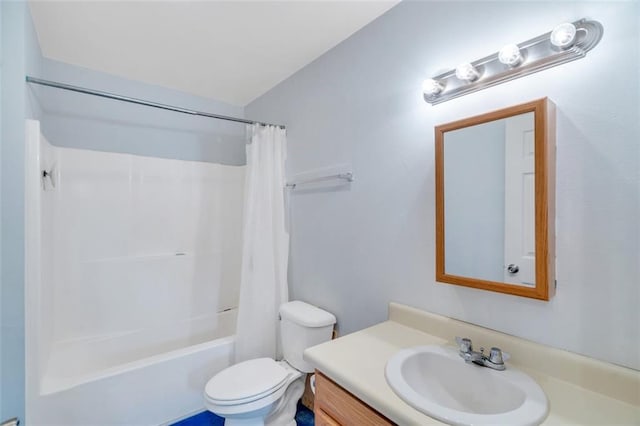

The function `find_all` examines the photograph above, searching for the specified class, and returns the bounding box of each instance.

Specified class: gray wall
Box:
[444,120,505,282]
[0,2,3,416]
[37,58,246,165]
[1,0,43,420]
[246,1,640,370]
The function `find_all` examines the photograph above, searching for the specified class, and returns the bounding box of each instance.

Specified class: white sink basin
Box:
[385,345,548,426]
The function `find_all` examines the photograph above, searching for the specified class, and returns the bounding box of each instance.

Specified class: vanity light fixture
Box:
[423,18,603,105]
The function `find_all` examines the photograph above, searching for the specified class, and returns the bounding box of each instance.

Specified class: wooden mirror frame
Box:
[435,98,556,300]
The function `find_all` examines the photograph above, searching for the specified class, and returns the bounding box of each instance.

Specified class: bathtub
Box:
[25,121,244,425]
[29,309,236,426]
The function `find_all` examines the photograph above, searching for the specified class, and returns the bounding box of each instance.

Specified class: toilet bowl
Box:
[204,358,304,426]
[204,301,336,426]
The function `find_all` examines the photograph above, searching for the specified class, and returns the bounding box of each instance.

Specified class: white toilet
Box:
[204,301,336,426]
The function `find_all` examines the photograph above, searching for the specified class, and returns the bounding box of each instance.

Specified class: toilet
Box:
[204,301,336,426]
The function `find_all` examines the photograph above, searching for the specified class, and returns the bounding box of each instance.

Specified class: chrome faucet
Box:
[455,337,508,371]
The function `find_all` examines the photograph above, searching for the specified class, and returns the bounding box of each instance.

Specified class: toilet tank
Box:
[279,301,336,373]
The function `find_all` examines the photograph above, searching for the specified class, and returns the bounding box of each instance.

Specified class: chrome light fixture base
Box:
[423,19,603,105]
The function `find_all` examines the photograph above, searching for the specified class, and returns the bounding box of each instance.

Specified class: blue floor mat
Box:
[172,400,314,426]
[295,400,314,426]
[171,410,224,426]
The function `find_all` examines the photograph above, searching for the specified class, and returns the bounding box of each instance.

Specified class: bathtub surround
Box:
[25,127,244,424]
[40,144,244,349]
[246,1,640,370]
[235,124,289,363]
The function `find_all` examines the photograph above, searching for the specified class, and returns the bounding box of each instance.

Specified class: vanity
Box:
[314,371,393,425]
[304,303,640,425]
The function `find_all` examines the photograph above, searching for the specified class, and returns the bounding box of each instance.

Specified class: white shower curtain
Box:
[235,124,289,363]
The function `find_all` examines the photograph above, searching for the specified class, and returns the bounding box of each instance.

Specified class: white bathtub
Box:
[29,309,236,426]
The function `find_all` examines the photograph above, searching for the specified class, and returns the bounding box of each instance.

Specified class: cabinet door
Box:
[315,408,341,426]
[314,371,394,425]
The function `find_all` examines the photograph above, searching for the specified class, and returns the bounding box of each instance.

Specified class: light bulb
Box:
[550,23,577,48]
[422,78,444,96]
[455,63,480,82]
[498,44,523,67]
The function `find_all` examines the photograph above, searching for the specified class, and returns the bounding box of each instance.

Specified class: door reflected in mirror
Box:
[435,99,555,300]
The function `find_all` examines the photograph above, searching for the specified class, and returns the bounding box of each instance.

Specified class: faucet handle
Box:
[489,347,511,364]
[455,336,472,353]
[489,347,503,364]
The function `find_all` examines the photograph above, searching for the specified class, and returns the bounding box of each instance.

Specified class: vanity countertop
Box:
[303,303,640,425]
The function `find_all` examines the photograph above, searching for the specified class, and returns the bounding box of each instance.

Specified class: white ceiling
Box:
[29,1,399,106]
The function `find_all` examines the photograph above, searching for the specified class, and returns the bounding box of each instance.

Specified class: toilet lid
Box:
[205,358,289,404]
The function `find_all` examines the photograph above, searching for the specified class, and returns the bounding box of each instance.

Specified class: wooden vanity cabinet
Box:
[314,370,395,426]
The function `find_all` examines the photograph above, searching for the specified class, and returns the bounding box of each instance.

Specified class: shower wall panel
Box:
[47,146,245,346]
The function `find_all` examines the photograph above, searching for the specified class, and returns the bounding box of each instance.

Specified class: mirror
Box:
[435,98,555,300]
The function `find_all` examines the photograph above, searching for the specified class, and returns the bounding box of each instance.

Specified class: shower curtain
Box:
[235,124,289,363]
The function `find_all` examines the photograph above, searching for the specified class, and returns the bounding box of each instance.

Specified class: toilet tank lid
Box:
[280,301,336,328]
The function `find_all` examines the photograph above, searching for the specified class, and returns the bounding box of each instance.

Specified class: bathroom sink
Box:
[385,345,548,426]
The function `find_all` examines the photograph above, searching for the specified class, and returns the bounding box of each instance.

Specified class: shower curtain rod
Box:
[25,76,286,129]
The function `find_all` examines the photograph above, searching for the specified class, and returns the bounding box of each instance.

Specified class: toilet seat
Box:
[204,358,289,406]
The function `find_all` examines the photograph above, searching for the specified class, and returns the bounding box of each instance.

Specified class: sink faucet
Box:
[455,337,508,371]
